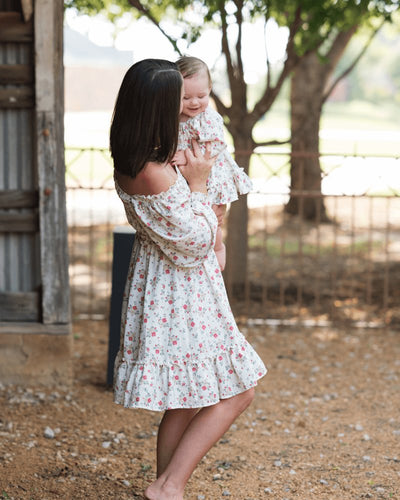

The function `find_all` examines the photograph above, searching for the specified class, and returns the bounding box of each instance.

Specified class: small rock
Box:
[362,455,371,462]
[355,424,364,431]
[213,473,222,480]
[44,427,55,439]
[289,469,296,475]
[102,441,112,449]
[273,460,282,467]
[320,479,329,485]
[222,491,231,496]
[264,488,272,494]
[362,434,371,441]
[197,496,205,500]
[122,480,130,487]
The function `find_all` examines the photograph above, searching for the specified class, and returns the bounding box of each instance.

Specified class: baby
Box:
[173,56,253,271]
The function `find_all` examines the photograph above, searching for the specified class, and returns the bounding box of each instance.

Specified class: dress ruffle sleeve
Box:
[115,174,217,269]
[178,107,253,205]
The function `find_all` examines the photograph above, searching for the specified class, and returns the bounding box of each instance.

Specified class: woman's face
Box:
[181,70,210,119]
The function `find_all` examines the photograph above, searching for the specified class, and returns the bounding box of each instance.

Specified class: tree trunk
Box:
[286,27,357,221]
[224,135,252,295]
[286,51,328,221]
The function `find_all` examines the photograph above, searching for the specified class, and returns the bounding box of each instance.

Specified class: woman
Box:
[110,58,267,500]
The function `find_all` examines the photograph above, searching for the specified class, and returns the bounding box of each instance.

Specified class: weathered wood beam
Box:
[0,212,38,232]
[0,322,70,335]
[0,64,34,85]
[0,87,34,108]
[0,12,33,43]
[0,190,38,209]
[35,0,70,324]
[0,292,39,322]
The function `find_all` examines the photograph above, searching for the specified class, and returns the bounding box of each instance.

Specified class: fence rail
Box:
[66,147,400,328]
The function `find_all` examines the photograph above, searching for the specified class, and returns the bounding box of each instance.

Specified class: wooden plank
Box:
[0,322,70,335]
[0,87,34,109]
[0,292,39,322]
[0,12,33,43]
[0,212,38,232]
[0,64,34,85]
[35,0,70,325]
[0,190,38,209]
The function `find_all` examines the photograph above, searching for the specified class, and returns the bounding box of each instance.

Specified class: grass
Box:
[248,234,385,256]
[252,99,400,157]
[64,100,400,184]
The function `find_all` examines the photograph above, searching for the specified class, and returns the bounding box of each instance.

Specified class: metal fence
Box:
[66,146,400,329]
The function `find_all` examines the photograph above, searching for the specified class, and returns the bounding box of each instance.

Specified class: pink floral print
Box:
[113,171,267,411]
[178,107,253,205]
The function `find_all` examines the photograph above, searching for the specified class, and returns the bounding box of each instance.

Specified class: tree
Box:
[286,1,397,221]
[64,0,397,290]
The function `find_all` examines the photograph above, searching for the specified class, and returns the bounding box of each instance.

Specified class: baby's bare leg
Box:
[212,204,227,271]
[214,227,226,271]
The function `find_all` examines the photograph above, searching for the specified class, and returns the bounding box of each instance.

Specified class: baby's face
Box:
[181,71,210,119]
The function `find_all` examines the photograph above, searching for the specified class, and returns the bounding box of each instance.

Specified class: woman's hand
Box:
[178,140,215,194]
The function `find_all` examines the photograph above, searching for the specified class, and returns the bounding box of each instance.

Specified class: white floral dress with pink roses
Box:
[178,106,253,205]
[113,169,266,411]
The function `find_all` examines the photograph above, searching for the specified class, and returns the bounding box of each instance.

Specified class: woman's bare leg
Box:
[156,408,198,477]
[144,388,255,500]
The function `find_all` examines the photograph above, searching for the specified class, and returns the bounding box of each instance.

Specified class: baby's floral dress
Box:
[113,170,267,411]
[178,106,253,205]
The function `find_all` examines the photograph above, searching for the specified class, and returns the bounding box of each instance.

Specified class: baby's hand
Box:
[172,150,187,167]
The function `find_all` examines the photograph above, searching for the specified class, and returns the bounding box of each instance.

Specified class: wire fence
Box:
[66,146,400,329]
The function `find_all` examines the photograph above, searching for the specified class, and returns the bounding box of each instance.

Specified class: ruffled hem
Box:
[208,155,253,205]
[113,349,267,411]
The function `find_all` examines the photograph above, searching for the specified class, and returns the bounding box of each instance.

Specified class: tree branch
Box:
[323,20,384,103]
[219,2,235,90]
[264,19,271,91]
[210,90,229,116]
[255,139,290,148]
[127,0,182,55]
[250,6,302,123]
[234,0,244,78]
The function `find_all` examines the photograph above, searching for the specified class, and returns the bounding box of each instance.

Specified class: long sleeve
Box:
[116,174,218,269]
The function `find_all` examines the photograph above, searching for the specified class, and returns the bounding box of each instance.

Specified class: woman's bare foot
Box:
[144,476,183,500]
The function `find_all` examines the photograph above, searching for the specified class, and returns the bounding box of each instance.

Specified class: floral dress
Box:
[178,107,253,205]
[113,170,267,411]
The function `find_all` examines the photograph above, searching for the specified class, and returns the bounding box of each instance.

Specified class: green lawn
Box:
[64,100,400,183]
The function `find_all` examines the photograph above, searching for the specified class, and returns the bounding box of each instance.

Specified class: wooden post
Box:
[35,0,70,324]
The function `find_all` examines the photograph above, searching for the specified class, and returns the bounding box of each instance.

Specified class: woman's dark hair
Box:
[110,59,182,177]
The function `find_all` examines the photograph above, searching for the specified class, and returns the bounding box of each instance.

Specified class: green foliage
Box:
[65,1,400,57]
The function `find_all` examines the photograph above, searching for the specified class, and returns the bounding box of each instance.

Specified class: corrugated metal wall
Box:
[0,0,40,296]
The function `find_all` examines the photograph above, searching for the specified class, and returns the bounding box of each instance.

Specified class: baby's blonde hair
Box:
[176,56,212,88]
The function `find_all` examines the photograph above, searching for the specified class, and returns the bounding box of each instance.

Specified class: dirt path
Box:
[1,321,399,499]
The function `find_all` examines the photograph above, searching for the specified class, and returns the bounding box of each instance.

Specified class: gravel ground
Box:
[1,320,399,499]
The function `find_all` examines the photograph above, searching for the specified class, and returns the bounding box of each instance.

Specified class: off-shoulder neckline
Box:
[114,168,186,201]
